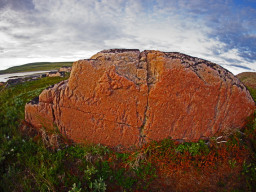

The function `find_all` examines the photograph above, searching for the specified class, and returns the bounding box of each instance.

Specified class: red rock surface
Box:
[25,49,255,147]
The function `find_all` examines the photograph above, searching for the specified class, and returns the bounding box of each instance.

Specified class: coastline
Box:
[0,71,52,83]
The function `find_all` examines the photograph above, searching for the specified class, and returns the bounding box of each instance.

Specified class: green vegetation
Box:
[0,75,256,191]
[247,87,256,101]
[0,62,73,74]
[237,72,256,89]
[0,76,156,191]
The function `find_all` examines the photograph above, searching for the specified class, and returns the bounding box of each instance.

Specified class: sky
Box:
[0,0,256,74]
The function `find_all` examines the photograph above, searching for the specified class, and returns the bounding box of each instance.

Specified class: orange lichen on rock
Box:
[25,49,255,147]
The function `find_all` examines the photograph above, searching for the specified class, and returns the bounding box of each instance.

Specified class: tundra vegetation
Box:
[0,62,73,74]
[0,75,255,191]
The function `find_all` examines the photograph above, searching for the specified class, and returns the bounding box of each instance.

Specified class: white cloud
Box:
[0,0,255,75]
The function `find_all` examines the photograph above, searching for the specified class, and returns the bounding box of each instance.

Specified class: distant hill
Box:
[236,72,256,89]
[0,62,73,74]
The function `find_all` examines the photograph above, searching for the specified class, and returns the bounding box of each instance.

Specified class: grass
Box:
[0,75,256,191]
[0,62,73,74]
[237,72,256,89]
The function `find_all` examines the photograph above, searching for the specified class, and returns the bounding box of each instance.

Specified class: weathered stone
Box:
[25,49,255,147]
[46,71,65,77]
[59,66,72,73]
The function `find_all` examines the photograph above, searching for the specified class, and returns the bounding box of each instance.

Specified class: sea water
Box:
[0,71,51,82]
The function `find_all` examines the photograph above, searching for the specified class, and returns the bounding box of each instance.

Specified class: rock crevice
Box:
[25,49,255,147]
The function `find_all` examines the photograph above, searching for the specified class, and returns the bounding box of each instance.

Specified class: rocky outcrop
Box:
[59,66,72,73]
[46,71,65,77]
[6,76,40,86]
[25,49,255,147]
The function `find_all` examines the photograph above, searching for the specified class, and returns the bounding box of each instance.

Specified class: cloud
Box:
[0,0,255,75]
[230,64,251,70]
[0,0,35,11]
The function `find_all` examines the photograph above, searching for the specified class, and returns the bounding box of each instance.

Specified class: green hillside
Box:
[0,62,73,74]
[237,72,256,89]
[237,72,256,100]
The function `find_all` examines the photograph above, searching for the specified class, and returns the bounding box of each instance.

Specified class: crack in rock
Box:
[24,49,256,148]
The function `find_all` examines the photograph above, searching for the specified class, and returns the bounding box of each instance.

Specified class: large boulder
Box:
[25,49,255,147]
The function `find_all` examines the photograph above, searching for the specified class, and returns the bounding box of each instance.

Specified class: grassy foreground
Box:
[0,77,256,191]
[0,62,73,74]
